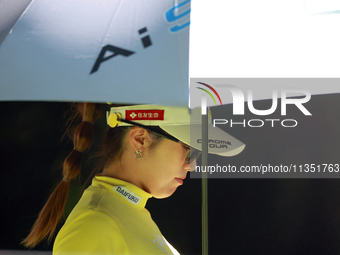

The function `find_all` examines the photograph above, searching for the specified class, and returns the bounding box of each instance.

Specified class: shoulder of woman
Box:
[53,210,127,254]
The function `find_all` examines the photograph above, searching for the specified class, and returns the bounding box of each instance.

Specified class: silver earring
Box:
[134,148,142,159]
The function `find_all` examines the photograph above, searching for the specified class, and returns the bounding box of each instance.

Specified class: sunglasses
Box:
[180,142,202,165]
[116,117,201,164]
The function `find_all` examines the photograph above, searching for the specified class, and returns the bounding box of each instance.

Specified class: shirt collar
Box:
[92,175,152,208]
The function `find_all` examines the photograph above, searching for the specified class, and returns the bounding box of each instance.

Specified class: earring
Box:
[134,148,142,159]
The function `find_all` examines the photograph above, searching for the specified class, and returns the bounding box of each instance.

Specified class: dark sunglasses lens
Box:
[185,149,202,164]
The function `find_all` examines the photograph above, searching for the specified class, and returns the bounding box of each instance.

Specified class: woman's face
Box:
[103,127,195,199]
[139,138,193,199]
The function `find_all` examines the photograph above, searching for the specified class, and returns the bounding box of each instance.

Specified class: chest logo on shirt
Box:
[114,186,142,205]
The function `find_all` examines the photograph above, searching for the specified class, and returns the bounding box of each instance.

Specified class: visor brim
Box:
[160,124,245,157]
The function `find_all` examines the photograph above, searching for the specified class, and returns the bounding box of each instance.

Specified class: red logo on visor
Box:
[125,110,164,120]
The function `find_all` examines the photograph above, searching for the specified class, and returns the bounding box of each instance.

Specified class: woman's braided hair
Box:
[22,103,101,248]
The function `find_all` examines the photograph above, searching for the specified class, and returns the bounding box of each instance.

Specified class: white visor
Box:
[107,105,245,157]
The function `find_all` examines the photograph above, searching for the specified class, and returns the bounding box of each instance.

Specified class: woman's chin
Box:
[152,186,178,199]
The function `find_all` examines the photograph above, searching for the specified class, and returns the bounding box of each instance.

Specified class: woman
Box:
[22,103,245,254]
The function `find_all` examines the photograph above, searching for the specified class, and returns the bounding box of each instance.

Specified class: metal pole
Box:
[201,98,208,255]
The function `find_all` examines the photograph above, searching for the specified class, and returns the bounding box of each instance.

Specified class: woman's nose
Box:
[187,160,197,172]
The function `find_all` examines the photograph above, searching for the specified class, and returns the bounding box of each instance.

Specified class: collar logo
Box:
[114,186,142,205]
[126,110,165,121]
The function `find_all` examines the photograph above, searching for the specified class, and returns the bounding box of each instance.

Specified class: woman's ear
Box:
[128,127,154,151]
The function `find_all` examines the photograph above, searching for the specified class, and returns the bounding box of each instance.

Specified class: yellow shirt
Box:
[53,175,180,255]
